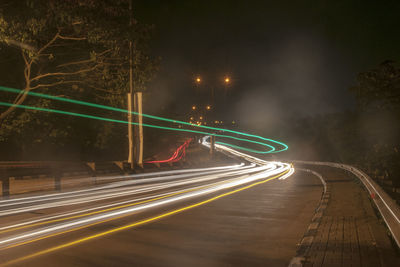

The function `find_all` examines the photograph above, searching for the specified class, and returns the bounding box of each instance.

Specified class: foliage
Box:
[0,0,158,160]
[288,61,400,201]
[350,60,400,111]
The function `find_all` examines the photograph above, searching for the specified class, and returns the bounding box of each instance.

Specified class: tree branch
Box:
[0,88,30,121]
[58,35,86,41]
[29,80,84,90]
[30,64,100,82]
[36,31,60,56]
[56,59,94,68]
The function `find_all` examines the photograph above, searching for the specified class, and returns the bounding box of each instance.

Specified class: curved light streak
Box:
[0,86,288,153]
[0,140,294,265]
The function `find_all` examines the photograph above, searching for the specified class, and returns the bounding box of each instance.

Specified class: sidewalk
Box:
[299,166,399,267]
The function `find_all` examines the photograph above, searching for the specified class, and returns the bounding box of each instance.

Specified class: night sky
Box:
[135,0,400,132]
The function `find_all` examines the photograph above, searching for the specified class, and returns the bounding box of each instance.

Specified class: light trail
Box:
[0,127,294,266]
[1,168,290,266]
[0,163,245,205]
[0,100,278,153]
[145,138,192,163]
[0,143,294,265]
[0,164,289,249]
[0,163,263,216]
[0,86,288,153]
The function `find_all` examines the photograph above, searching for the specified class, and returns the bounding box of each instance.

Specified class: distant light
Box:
[215,120,219,124]
[232,120,236,124]
[199,116,203,120]
[206,105,211,110]
[224,77,230,83]
[192,105,196,110]
[190,116,194,120]
[196,77,201,83]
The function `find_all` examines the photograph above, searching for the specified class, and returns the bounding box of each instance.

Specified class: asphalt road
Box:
[0,165,321,266]
[0,144,329,267]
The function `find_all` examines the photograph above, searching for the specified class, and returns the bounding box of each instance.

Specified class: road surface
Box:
[1,143,398,266]
[0,146,308,266]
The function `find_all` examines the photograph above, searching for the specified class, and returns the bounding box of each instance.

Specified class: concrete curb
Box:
[289,168,330,267]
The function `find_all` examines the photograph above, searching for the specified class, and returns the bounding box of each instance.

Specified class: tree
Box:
[349,61,400,200]
[0,0,157,121]
[350,60,400,111]
[0,0,158,160]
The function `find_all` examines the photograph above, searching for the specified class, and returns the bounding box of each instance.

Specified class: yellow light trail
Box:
[0,169,253,235]
[0,165,267,248]
[1,169,289,266]
[0,188,193,235]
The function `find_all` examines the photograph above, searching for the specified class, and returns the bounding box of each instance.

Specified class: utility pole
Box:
[210,135,215,157]
[127,0,135,170]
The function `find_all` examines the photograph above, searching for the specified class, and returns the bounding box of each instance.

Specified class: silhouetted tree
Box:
[0,0,158,160]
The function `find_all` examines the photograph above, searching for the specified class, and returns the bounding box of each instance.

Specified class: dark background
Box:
[135,0,400,125]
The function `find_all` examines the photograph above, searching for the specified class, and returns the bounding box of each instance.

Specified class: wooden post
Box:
[134,92,143,168]
[127,0,135,171]
[210,136,215,157]
[127,93,135,170]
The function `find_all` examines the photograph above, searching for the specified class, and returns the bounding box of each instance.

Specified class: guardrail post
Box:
[0,168,10,198]
[54,171,62,191]
[113,161,126,174]
[1,177,10,198]
[87,162,97,185]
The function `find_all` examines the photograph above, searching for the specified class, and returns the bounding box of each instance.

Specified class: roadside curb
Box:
[293,160,400,250]
[289,168,330,267]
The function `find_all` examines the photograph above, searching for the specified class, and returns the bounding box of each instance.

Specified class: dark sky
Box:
[134,0,400,132]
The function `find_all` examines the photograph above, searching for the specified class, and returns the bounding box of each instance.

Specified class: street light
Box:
[192,105,196,110]
[195,77,201,83]
[206,105,211,110]
[224,77,230,83]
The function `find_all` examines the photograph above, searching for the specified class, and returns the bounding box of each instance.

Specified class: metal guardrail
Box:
[293,160,400,249]
[0,159,191,198]
[0,161,131,198]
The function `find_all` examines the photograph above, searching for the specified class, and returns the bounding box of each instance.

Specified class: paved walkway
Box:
[298,165,400,267]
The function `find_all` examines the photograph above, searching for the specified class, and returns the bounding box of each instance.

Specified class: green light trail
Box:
[0,86,288,153]
[0,101,276,153]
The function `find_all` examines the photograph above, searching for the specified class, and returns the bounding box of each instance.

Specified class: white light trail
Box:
[0,140,294,251]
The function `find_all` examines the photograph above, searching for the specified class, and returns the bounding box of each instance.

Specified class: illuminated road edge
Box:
[0,142,293,265]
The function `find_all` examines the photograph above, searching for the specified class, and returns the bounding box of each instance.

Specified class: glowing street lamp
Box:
[224,77,230,83]
[192,105,196,110]
[195,77,201,83]
[206,105,211,110]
